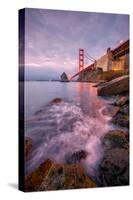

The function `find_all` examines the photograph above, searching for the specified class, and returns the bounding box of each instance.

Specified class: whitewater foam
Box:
[25,99,114,178]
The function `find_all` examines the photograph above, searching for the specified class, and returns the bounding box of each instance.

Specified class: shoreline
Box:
[24,76,129,191]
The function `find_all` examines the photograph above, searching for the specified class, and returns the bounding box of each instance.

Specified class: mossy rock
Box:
[99,148,129,186]
[111,113,129,128]
[103,130,129,150]
[25,159,96,192]
[39,163,96,191]
[25,159,53,192]
[25,137,32,161]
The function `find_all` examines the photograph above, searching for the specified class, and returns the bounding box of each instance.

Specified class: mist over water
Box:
[24,81,114,178]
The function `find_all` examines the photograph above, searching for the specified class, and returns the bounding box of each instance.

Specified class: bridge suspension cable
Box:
[84,54,95,62]
[84,51,96,62]
[71,49,96,80]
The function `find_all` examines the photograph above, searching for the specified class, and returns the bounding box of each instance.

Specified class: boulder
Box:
[93,81,107,87]
[65,150,88,164]
[102,106,119,117]
[111,112,129,128]
[99,148,129,186]
[103,130,129,150]
[50,98,63,104]
[25,159,53,192]
[25,137,32,161]
[114,96,129,106]
[60,72,69,82]
[39,163,96,191]
[120,104,129,115]
[25,159,96,192]
[97,75,129,96]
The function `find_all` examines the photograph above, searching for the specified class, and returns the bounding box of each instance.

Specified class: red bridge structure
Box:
[70,39,129,80]
[70,48,96,80]
[79,49,84,72]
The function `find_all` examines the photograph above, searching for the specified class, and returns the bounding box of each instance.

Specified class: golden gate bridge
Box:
[70,39,129,80]
[70,48,96,80]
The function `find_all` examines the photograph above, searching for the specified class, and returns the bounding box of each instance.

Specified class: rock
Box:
[111,112,129,128]
[99,148,129,186]
[34,109,44,115]
[25,137,32,161]
[102,106,119,117]
[120,104,129,115]
[110,94,129,129]
[114,96,129,106]
[50,98,63,104]
[25,159,53,192]
[93,81,107,87]
[60,72,69,82]
[97,75,129,96]
[65,150,88,164]
[103,130,129,150]
[39,163,96,191]
[25,159,96,192]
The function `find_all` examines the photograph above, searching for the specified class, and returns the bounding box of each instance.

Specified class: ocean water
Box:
[24,81,115,179]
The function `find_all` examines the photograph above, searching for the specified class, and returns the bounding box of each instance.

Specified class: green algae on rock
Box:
[25,159,96,192]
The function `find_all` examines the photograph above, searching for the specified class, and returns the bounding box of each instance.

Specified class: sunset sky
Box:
[21,8,129,80]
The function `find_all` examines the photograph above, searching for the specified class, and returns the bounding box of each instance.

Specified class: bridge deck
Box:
[70,39,129,80]
[70,63,95,80]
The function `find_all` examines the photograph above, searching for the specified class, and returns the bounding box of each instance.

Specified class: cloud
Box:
[23,8,129,80]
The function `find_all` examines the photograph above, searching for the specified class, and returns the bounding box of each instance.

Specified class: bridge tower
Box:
[79,48,84,72]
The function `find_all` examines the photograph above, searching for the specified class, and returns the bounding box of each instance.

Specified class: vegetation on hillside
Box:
[78,69,129,82]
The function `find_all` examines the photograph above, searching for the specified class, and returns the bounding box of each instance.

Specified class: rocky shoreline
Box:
[96,74,129,186]
[24,74,129,191]
[25,159,96,192]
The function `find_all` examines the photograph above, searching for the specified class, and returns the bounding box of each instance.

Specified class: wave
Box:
[25,100,114,178]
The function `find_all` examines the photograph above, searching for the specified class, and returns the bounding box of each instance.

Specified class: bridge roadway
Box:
[70,63,95,80]
[70,39,129,80]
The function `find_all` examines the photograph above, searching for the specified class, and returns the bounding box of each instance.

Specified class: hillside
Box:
[78,69,129,82]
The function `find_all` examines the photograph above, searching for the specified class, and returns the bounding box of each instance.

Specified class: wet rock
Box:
[25,159,96,192]
[25,137,32,161]
[93,81,107,87]
[34,109,44,115]
[111,112,129,128]
[120,104,129,115]
[98,75,129,96]
[114,96,129,106]
[50,98,63,104]
[99,148,129,186]
[65,150,88,164]
[60,72,69,82]
[25,159,53,192]
[110,93,129,129]
[39,163,96,191]
[102,106,119,117]
[103,130,129,150]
